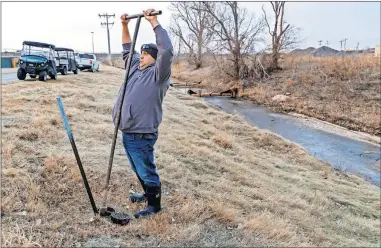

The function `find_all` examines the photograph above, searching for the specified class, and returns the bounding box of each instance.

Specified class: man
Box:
[112,9,173,218]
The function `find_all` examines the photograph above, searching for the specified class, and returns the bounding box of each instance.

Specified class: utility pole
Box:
[339,40,343,50]
[326,40,329,46]
[91,32,95,54]
[343,38,348,50]
[99,13,115,61]
[356,42,359,51]
[318,40,323,47]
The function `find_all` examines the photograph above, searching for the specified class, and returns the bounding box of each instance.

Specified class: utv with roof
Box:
[55,47,79,75]
[17,41,58,81]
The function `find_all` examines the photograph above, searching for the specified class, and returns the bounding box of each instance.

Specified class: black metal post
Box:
[56,97,98,215]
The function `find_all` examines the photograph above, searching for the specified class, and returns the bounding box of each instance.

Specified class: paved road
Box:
[2,73,18,84]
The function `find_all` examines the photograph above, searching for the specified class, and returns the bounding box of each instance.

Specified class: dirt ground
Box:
[1,65,380,247]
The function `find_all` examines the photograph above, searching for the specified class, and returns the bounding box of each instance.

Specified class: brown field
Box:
[1,65,380,247]
[171,54,381,136]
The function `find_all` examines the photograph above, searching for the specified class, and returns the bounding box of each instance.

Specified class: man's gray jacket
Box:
[112,25,173,134]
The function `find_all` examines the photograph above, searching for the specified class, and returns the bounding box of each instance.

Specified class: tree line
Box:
[169,1,301,80]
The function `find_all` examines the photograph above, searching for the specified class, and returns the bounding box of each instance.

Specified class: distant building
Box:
[1,51,21,57]
[366,48,376,54]
[375,45,380,57]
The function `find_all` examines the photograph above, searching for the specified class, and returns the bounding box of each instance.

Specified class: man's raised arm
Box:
[121,13,139,70]
[144,9,173,83]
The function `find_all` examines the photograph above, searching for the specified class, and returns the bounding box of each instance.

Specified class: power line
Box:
[99,13,115,59]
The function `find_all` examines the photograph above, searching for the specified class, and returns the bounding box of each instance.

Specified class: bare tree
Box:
[169,2,214,69]
[262,1,301,70]
[202,1,264,79]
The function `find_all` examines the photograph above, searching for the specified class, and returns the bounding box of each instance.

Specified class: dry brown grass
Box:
[173,54,381,136]
[283,54,380,81]
[1,65,380,247]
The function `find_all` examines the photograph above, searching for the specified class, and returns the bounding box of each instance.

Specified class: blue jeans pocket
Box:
[146,141,155,151]
[125,133,135,141]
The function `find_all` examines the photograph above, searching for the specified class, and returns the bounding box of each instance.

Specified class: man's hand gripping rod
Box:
[124,10,162,20]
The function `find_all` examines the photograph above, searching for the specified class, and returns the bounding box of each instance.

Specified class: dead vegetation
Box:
[172,54,381,136]
[1,65,380,247]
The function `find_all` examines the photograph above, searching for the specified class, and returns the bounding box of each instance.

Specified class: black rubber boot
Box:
[134,185,161,219]
[129,176,147,203]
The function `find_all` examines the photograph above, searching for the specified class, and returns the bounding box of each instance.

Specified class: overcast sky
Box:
[1,1,380,53]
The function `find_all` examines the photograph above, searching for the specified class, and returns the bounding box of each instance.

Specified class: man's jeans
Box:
[122,133,160,187]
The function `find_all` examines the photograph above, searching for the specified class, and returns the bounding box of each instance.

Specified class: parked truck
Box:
[76,53,100,72]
